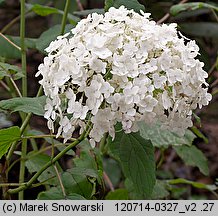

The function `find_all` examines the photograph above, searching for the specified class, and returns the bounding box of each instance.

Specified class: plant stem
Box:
[19,0,27,200]
[156,148,165,169]
[7,122,92,195]
[18,138,27,200]
[61,0,71,34]
[99,132,108,154]
[20,1,27,98]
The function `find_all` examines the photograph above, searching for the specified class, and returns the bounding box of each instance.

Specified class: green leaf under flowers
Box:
[0,126,21,159]
[170,2,218,16]
[174,145,209,176]
[105,189,129,200]
[0,62,24,80]
[0,96,46,116]
[35,24,74,53]
[125,178,170,200]
[73,9,105,17]
[105,0,145,13]
[37,187,86,200]
[108,128,156,197]
[71,140,103,185]
[25,151,62,185]
[150,180,170,199]
[138,121,196,148]
[61,172,93,199]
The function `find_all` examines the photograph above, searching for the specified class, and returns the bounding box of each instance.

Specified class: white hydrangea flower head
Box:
[36,6,212,146]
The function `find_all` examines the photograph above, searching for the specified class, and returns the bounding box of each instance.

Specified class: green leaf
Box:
[170,2,218,16]
[124,178,144,199]
[105,189,129,200]
[108,129,156,197]
[191,126,208,144]
[174,145,209,175]
[0,126,21,159]
[36,24,74,53]
[37,187,86,200]
[71,141,103,184]
[73,9,105,17]
[9,36,37,50]
[61,172,93,199]
[27,3,59,16]
[150,180,170,199]
[0,96,46,116]
[0,35,36,59]
[180,22,218,38]
[26,3,80,25]
[125,178,170,200]
[138,122,196,148]
[0,35,21,59]
[105,0,145,13]
[26,151,61,185]
[169,178,217,191]
[0,62,24,80]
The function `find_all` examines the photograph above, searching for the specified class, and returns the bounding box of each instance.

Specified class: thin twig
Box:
[22,134,76,141]
[0,32,21,51]
[1,15,21,34]
[208,61,217,76]
[103,171,114,192]
[211,79,218,88]
[53,165,67,199]
[76,0,84,11]
[211,9,218,22]
[9,77,22,97]
[165,149,177,170]
[0,80,10,92]
[157,0,189,24]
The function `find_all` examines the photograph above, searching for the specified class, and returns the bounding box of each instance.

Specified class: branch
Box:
[0,32,21,51]
[157,0,189,24]
[76,0,84,11]
[103,171,114,191]
[7,121,92,194]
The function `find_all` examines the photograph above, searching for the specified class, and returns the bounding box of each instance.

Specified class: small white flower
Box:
[139,95,158,112]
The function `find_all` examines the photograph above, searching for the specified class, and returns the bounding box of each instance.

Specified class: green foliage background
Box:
[0,0,217,200]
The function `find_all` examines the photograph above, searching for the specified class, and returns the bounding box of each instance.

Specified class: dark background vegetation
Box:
[0,0,218,199]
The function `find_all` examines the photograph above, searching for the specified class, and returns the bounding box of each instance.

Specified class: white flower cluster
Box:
[36,6,212,146]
